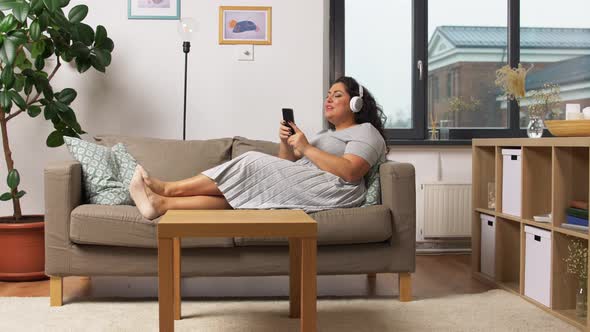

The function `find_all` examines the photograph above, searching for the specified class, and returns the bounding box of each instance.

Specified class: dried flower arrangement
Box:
[565,238,588,281]
[495,64,562,119]
[527,83,562,118]
[495,64,532,104]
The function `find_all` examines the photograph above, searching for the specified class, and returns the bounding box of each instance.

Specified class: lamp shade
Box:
[178,17,197,41]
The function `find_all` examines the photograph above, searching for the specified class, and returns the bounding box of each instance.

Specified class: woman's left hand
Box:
[287,122,310,154]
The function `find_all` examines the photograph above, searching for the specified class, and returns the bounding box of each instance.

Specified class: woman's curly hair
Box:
[329,76,388,148]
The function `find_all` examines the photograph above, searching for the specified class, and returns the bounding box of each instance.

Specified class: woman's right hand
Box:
[279,120,293,144]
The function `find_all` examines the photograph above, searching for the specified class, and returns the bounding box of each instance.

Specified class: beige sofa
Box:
[44,135,416,306]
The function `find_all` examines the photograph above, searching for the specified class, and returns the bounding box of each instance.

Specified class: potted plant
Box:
[0,0,113,281]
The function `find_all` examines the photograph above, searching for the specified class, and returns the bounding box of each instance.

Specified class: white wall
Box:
[0,0,329,216]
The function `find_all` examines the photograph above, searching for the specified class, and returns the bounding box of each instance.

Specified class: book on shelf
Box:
[560,223,589,231]
[533,213,552,223]
[566,215,589,227]
[570,200,589,210]
[566,207,588,219]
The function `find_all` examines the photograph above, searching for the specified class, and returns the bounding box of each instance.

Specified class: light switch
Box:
[236,44,254,61]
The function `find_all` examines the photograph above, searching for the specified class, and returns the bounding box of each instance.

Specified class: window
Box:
[330,0,590,141]
[519,0,590,127]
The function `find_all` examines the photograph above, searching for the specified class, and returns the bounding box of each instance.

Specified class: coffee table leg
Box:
[289,238,302,318]
[301,237,317,332]
[158,237,174,332]
[173,237,181,320]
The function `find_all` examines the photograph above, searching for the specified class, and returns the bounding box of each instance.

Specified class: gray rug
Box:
[0,290,577,331]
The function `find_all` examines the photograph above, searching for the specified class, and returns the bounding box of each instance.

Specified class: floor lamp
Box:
[178,18,196,141]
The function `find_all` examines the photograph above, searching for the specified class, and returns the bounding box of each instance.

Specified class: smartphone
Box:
[282,108,295,135]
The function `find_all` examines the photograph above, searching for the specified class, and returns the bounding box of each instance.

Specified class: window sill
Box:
[387,139,472,146]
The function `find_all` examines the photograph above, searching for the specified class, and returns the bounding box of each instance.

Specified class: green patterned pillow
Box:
[63,136,132,205]
[111,143,138,192]
[361,154,387,207]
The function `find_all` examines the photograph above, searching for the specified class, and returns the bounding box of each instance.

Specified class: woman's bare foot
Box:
[144,184,166,218]
[129,166,166,220]
[137,164,169,196]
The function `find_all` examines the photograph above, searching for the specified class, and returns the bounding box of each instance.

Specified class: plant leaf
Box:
[7,169,19,190]
[9,90,25,109]
[31,39,45,58]
[43,0,59,13]
[46,130,64,147]
[0,192,12,201]
[68,41,89,58]
[95,25,107,45]
[13,74,24,92]
[73,23,94,46]
[34,56,45,70]
[15,190,25,199]
[54,100,69,112]
[68,4,87,24]
[0,1,19,11]
[0,90,12,111]
[0,37,17,65]
[93,48,111,67]
[75,56,90,73]
[0,14,17,33]
[43,102,57,119]
[30,0,44,13]
[57,88,76,104]
[1,65,14,89]
[30,20,41,40]
[12,2,30,23]
[96,37,114,52]
[27,105,41,117]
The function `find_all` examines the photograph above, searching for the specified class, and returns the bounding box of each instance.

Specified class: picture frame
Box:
[219,6,272,45]
[128,0,180,20]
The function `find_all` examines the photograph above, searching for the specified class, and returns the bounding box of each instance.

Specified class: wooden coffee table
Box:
[157,210,318,332]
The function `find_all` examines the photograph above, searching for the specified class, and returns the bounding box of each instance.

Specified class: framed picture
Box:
[219,6,272,45]
[128,0,180,20]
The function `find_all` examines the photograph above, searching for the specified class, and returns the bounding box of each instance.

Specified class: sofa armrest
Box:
[44,160,82,262]
[380,161,416,271]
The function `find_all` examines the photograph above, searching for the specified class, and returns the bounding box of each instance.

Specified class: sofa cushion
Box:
[234,205,392,246]
[70,205,234,248]
[232,136,280,158]
[93,135,233,181]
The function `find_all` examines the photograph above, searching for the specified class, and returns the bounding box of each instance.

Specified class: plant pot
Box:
[0,215,47,281]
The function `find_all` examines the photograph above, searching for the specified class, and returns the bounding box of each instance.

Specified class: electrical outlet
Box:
[236,44,254,61]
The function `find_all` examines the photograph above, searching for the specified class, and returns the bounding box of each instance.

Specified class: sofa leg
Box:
[398,273,412,302]
[50,276,63,307]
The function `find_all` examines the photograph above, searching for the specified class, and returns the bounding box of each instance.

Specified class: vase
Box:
[526,116,544,138]
[576,278,587,318]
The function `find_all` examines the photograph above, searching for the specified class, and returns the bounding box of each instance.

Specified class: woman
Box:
[130,76,388,220]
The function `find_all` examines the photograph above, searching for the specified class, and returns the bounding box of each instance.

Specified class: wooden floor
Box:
[0,254,493,301]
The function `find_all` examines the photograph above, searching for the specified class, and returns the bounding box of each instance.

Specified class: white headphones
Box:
[350,84,364,113]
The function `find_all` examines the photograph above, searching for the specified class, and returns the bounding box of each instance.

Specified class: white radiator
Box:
[422,183,472,238]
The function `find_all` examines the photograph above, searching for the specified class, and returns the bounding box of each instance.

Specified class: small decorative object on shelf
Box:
[429,110,439,140]
[428,129,439,140]
[564,238,588,318]
[487,182,495,209]
[495,65,562,138]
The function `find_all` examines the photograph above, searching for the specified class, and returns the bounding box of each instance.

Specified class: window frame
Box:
[330,0,544,142]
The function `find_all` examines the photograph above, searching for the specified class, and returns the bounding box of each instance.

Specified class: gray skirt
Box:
[201,151,366,213]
